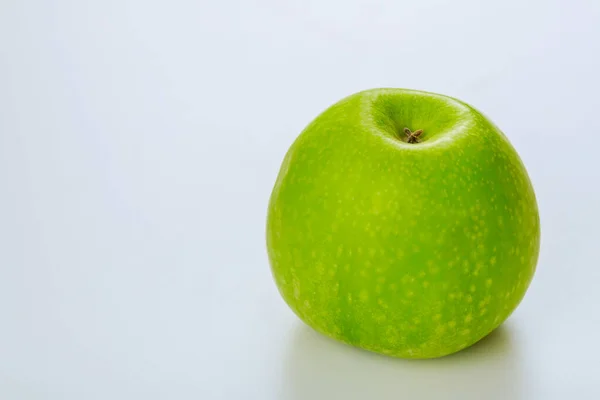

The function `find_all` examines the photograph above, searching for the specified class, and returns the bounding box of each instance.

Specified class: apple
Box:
[266,88,540,359]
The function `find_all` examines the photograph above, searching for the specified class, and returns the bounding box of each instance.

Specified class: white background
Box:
[1,1,598,399]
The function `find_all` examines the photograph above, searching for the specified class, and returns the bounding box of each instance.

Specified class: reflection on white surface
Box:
[283,323,527,400]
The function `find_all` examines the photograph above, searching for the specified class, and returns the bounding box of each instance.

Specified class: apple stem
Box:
[403,128,423,144]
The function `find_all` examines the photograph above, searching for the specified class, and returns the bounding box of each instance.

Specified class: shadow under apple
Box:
[280,322,528,400]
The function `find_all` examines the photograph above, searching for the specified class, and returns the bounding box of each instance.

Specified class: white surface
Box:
[1,0,599,398]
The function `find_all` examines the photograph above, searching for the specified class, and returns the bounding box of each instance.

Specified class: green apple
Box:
[266,88,540,359]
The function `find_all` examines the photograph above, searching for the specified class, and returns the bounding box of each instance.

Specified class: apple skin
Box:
[266,88,540,359]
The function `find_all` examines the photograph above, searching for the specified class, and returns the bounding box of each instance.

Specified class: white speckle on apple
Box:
[359,290,369,302]
[375,314,387,323]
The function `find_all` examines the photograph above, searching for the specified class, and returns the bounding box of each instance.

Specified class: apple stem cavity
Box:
[403,128,424,144]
